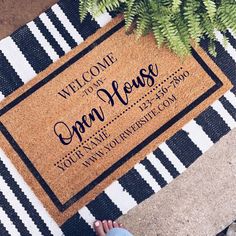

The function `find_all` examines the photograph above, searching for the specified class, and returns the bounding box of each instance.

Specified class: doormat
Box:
[0,15,232,224]
[0,0,236,235]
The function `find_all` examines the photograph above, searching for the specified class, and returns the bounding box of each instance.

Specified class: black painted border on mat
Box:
[0,20,223,212]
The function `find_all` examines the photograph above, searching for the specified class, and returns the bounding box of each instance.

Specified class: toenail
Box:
[102,220,106,223]
[120,224,123,226]
[95,221,100,227]
[108,220,112,223]
[113,221,116,224]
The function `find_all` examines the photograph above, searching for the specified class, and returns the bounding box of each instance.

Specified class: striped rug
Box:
[0,0,236,235]
[216,220,236,236]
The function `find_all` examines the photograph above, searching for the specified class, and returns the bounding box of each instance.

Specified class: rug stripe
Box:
[215,31,236,62]
[34,17,65,57]
[140,158,168,188]
[229,29,236,40]
[78,207,96,230]
[87,192,122,221]
[0,2,235,234]
[105,181,137,214]
[0,192,31,236]
[94,12,112,27]
[0,149,62,236]
[58,0,100,40]
[219,96,236,120]
[211,100,236,129]
[61,213,94,236]
[232,87,236,95]
[166,130,202,167]
[134,164,161,193]
[0,160,53,236]
[0,52,23,96]
[0,207,20,236]
[201,38,236,88]
[118,169,155,203]
[0,91,4,102]
[46,9,77,49]
[39,13,71,53]
[224,91,236,108]
[159,142,186,174]
[0,176,43,236]
[0,221,11,236]
[182,120,214,153]
[108,11,118,18]
[153,148,180,178]
[11,26,52,74]
[225,30,236,49]
[195,107,231,143]
[147,153,173,183]
[0,37,36,83]
[51,4,84,45]
[27,21,59,62]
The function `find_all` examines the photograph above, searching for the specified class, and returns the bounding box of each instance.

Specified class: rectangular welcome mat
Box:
[0,15,232,224]
[0,0,236,235]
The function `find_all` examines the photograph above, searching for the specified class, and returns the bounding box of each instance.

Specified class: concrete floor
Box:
[120,129,236,236]
[0,1,236,235]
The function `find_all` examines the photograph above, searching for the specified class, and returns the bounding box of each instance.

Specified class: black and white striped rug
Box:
[0,0,236,235]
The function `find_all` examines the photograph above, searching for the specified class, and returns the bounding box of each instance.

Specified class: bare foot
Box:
[94,220,124,236]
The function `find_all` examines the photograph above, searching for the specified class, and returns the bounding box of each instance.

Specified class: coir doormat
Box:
[0,15,232,224]
[0,0,236,235]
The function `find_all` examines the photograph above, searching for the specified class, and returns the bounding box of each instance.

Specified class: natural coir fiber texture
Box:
[0,1,236,235]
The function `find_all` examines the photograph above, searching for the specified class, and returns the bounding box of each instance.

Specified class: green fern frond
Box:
[123,0,136,29]
[218,1,236,33]
[208,39,217,57]
[97,0,121,13]
[136,1,151,37]
[175,14,191,53]
[201,14,216,40]
[203,0,217,21]
[184,0,202,43]
[79,0,236,56]
[160,0,172,7]
[172,0,182,12]
[222,33,229,47]
[79,0,91,21]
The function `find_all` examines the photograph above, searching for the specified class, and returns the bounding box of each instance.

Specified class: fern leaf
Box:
[136,1,151,37]
[184,0,202,43]
[79,0,90,21]
[218,1,236,33]
[124,0,136,29]
[78,0,236,57]
[172,0,182,12]
[97,0,121,13]
[203,0,216,21]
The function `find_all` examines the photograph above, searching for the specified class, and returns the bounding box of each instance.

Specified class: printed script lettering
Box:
[54,61,159,145]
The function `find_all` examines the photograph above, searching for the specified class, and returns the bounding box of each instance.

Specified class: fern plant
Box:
[79,0,236,56]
